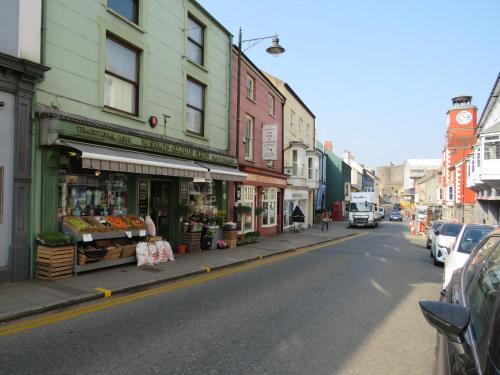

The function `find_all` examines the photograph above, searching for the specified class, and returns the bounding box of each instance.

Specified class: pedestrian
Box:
[321,209,329,231]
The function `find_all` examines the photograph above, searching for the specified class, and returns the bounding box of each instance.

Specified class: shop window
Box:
[0,167,3,223]
[108,0,138,24]
[241,185,255,232]
[268,94,274,116]
[59,171,129,217]
[186,77,205,135]
[245,115,254,160]
[104,34,140,115]
[188,181,219,216]
[262,188,277,226]
[187,15,204,66]
[246,75,255,100]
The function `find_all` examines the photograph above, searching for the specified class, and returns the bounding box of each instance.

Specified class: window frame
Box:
[246,75,255,100]
[262,188,278,227]
[186,76,206,136]
[107,0,139,25]
[186,14,205,66]
[484,136,500,160]
[267,94,275,116]
[104,33,140,116]
[308,157,313,180]
[244,115,254,160]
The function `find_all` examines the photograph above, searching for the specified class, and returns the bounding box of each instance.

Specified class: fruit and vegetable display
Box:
[122,215,146,229]
[103,215,129,229]
[64,216,91,233]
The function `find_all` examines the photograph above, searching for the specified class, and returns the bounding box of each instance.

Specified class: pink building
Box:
[229,48,287,236]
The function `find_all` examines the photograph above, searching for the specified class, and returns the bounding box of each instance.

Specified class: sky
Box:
[198,0,500,169]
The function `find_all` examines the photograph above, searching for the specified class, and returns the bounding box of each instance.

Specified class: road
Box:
[0,222,442,374]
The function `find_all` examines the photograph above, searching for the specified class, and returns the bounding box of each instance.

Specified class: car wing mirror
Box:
[434,230,439,235]
[419,301,469,344]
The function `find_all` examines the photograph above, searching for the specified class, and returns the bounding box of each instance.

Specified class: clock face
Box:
[456,110,472,125]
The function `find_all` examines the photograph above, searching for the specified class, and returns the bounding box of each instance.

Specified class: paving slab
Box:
[0,223,356,322]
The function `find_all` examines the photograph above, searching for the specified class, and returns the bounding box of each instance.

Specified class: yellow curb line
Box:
[0,232,367,336]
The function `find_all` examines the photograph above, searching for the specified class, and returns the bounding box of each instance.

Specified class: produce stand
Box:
[61,215,147,275]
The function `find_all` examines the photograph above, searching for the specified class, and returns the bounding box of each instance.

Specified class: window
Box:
[245,115,254,160]
[267,94,274,116]
[108,0,138,24]
[308,157,313,179]
[241,185,255,232]
[299,118,303,137]
[484,137,500,160]
[314,157,319,180]
[448,186,453,201]
[186,78,205,135]
[104,35,140,115]
[187,15,204,66]
[292,150,298,176]
[477,148,481,167]
[246,75,255,100]
[262,188,277,226]
[306,123,311,138]
[290,110,295,134]
[465,237,500,367]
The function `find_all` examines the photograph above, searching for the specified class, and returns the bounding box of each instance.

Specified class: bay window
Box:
[484,136,500,160]
[104,35,140,115]
[262,188,277,226]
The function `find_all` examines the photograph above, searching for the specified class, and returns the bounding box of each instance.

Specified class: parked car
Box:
[419,228,500,374]
[442,224,495,288]
[393,203,401,211]
[432,223,463,266]
[389,210,402,221]
[378,207,385,220]
[426,220,444,249]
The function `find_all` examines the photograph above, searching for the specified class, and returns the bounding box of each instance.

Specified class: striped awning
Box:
[61,140,208,178]
[197,162,247,182]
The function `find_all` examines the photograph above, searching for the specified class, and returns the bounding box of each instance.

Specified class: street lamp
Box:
[235,27,285,160]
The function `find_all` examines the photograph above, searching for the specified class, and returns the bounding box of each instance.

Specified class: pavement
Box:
[0,222,357,323]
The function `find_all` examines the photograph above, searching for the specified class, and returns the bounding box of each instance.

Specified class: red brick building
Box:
[441,96,477,222]
[228,48,287,235]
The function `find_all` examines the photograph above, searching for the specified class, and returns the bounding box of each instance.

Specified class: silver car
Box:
[432,222,463,266]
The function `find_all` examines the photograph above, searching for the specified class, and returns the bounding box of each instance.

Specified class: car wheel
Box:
[433,257,440,266]
[426,241,431,249]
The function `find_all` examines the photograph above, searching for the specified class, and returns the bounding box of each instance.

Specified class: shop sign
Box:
[284,189,308,201]
[262,124,278,161]
[53,121,238,167]
[245,173,286,187]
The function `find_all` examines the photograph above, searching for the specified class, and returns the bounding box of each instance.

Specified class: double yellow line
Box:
[0,232,365,336]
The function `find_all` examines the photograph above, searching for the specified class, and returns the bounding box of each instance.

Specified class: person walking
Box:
[321,210,329,231]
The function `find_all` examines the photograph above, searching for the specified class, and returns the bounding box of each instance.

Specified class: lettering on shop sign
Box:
[66,124,237,166]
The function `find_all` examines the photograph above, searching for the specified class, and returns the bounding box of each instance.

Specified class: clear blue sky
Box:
[199,0,500,168]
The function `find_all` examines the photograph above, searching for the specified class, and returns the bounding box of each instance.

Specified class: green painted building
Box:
[32,0,245,275]
[323,147,351,219]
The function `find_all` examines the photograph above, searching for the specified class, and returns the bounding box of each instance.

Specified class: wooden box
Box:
[182,232,201,253]
[36,245,74,280]
[223,230,238,249]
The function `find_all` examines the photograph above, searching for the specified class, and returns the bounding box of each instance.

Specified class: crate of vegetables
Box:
[122,215,146,229]
[103,216,130,230]
[80,216,106,232]
[63,216,92,234]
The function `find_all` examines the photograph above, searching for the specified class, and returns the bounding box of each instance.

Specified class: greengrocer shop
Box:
[36,109,245,273]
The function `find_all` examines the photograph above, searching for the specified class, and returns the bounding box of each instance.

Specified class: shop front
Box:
[283,188,311,230]
[232,170,287,236]
[36,109,244,274]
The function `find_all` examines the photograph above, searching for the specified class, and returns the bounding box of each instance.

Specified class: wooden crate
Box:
[148,236,162,243]
[120,243,137,258]
[223,230,238,249]
[36,245,74,280]
[102,246,122,260]
[182,232,201,253]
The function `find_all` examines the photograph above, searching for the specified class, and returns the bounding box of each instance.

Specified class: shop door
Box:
[150,181,176,243]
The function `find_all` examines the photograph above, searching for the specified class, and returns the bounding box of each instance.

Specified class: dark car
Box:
[419,228,500,374]
[389,210,402,221]
[393,203,401,211]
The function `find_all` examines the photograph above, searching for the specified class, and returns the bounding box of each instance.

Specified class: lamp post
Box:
[235,28,285,160]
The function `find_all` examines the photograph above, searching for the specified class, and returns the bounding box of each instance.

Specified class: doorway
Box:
[150,180,178,244]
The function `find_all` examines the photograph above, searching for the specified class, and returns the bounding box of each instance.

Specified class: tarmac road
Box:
[0,222,442,374]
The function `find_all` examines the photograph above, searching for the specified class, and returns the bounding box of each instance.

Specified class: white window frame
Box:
[246,75,255,100]
[268,94,275,116]
[245,115,254,160]
[307,157,313,180]
[448,186,454,201]
[262,188,277,227]
[484,135,500,160]
[241,185,255,233]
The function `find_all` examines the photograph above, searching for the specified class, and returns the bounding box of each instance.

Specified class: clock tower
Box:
[446,95,477,131]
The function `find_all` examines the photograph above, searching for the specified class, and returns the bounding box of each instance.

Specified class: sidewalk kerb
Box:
[0,232,358,324]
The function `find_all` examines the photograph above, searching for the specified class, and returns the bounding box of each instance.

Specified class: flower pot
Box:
[177,243,187,254]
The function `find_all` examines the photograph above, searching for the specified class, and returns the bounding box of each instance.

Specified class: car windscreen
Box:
[350,202,371,212]
[441,224,463,236]
[431,222,442,229]
[458,227,494,254]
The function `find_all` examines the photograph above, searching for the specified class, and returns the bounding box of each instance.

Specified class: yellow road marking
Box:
[95,288,112,298]
[0,232,366,336]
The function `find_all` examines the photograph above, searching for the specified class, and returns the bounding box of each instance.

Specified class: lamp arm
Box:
[241,34,277,43]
